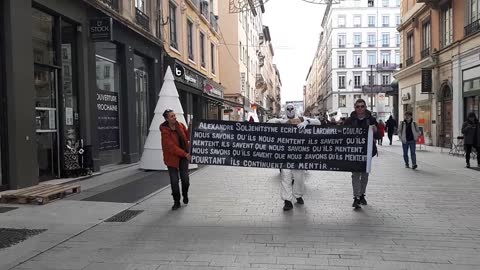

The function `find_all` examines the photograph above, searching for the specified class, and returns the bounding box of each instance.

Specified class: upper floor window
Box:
[169,2,178,49]
[354,33,362,47]
[354,76,362,88]
[338,76,346,89]
[396,0,400,7]
[381,52,390,65]
[354,15,362,27]
[382,33,390,47]
[368,0,375,7]
[353,54,362,67]
[383,0,389,7]
[368,52,376,66]
[441,4,453,47]
[470,0,480,22]
[368,15,376,27]
[211,43,216,75]
[135,0,146,12]
[382,75,391,86]
[422,20,431,50]
[338,34,346,47]
[339,94,347,106]
[382,15,390,27]
[200,32,206,67]
[368,33,376,47]
[338,54,346,68]
[396,33,400,46]
[338,15,346,27]
[407,32,414,62]
[396,15,401,26]
[187,20,194,60]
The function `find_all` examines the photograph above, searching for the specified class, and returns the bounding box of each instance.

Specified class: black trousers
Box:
[388,130,394,144]
[465,144,479,164]
[167,158,190,202]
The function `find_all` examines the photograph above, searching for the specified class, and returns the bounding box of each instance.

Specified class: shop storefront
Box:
[1,0,165,189]
[166,58,206,122]
[90,8,164,168]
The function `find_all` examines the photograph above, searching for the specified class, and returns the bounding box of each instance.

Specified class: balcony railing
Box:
[98,0,119,11]
[465,19,480,37]
[210,12,218,32]
[376,63,399,70]
[406,57,414,67]
[135,8,150,31]
[338,64,345,68]
[362,85,395,93]
[382,43,389,47]
[339,44,345,48]
[354,64,362,68]
[421,47,430,59]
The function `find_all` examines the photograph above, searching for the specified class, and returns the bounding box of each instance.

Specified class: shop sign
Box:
[173,62,203,90]
[96,90,120,150]
[240,72,246,94]
[204,82,223,98]
[89,17,113,41]
[401,87,412,104]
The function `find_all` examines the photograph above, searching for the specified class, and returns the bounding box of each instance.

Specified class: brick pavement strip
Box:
[6,146,480,270]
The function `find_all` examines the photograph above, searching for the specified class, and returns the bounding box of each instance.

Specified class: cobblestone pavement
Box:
[6,143,480,270]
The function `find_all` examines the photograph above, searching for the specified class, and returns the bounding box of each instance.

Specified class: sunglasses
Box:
[355,105,365,108]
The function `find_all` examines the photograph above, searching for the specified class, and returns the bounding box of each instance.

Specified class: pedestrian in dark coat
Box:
[461,112,480,168]
[343,98,379,209]
[385,115,397,145]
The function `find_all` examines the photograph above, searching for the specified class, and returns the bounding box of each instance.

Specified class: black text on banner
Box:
[190,120,373,172]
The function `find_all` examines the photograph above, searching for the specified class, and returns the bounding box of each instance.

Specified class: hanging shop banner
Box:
[190,120,373,172]
[97,90,120,150]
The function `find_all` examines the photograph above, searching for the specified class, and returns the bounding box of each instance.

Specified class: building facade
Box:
[395,0,480,147]
[312,0,400,121]
[218,1,281,122]
[162,0,227,123]
[1,0,169,190]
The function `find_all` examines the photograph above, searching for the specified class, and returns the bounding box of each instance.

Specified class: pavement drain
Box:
[104,210,144,222]
[0,228,47,249]
[0,207,18,213]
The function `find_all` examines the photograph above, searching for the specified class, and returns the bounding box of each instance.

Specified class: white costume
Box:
[268,104,320,210]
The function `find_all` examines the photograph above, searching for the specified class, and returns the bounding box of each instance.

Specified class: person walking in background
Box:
[461,112,480,168]
[160,109,191,210]
[377,120,386,146]
[344,99,378,209]
[385,115,397,145]
[398,111,421,170]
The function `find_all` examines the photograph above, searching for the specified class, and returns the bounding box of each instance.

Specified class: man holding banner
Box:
[344,99,378,209]
[268,104,321,211]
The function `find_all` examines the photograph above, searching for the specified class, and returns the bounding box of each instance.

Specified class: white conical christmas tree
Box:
[140,66,197,170]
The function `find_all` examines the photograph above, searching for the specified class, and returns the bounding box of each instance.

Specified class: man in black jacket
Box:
[385,116,397,145]
[344,99,378,209]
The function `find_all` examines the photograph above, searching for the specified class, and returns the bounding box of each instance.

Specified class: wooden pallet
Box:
[0,184,81,205]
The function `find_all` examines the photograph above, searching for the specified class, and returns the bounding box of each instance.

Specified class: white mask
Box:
[285,104,296,119]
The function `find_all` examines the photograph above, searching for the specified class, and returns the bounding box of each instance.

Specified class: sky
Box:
[262,0,326,104]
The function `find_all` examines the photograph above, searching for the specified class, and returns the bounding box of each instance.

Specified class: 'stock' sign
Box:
[90,18,113,41]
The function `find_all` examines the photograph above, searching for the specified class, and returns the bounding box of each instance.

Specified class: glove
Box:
[297,119,310,129]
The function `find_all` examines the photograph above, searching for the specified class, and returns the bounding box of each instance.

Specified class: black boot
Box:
[352,197,361,209]
[359,195,367,205]
[283,200,293,211]
[183,195,189,204]
[172,201,181,210]
[296,197,304,205]
[466,161,470,168]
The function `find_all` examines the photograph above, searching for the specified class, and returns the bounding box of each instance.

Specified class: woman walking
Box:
[377,120,386,145]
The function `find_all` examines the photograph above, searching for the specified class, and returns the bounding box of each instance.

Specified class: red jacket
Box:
[160,121,190,168]
[378,122,386,137]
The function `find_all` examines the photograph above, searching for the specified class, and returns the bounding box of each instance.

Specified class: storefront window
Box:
[32,9,56,65]
[416,104,432,142]
[134,54,149,156]
[96,42,122,167]
[465,96,480,119]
